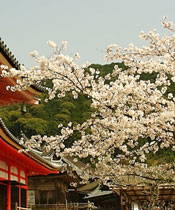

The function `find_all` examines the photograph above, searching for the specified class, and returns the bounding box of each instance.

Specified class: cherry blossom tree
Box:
[2,17,175,208]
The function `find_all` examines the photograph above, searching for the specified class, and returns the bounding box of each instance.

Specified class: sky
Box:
[1,0,175,68]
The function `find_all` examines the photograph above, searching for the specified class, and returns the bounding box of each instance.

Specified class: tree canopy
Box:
[2,18,175,209]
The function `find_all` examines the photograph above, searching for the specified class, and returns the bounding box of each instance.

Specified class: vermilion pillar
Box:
[7,182,11,210]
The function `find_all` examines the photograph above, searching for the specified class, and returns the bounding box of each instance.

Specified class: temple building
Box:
[0,118,61,210]
[0,37,43,105]
[0,38,62,210]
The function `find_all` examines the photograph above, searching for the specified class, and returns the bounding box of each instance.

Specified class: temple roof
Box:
[0,118,62,172]
[84,185,113,199]
[0,37,45,96]
[0,38,20,69]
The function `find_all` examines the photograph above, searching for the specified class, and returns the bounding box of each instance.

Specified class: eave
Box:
[0,118,62,172]
[0,37,45,99]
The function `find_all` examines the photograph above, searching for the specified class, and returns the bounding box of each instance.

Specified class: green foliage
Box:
[146,148,175,166]
[60,102,76,110]
[0,90,94,138]
[8,110,22,121]
[29,104,47,119]
[16,117,48,136]
[89,62,127,77]
[55,113,71,122]
[139,72,158,82]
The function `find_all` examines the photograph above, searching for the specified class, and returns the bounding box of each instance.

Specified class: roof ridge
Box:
[0,117,62,170]
[0,37,46,92]
[0,118,20,144]
[0,37,20,69]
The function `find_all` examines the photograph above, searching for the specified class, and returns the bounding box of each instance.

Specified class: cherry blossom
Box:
[2,18,175,195]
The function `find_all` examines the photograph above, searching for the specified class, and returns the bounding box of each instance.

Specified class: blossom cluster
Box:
[2,18,175,188]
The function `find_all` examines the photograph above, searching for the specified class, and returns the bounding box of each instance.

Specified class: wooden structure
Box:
[28,173,97,210]
[84,185,120,210]
[28,156,101,210]
[0,38,61,210]
[28,173,75,206]
[29,203,95,210]
[115,184,175,210]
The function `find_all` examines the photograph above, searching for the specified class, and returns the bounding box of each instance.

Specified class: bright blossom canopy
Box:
[2,18,175,188]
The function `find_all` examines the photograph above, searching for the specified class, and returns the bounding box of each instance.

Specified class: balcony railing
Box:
[15,203,31,210]
[30,202,97,210]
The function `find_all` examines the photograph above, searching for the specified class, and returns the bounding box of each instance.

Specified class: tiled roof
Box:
[0,37,20,69]
[0,37,46,92]
[0,118,62,170]
[84,185,113,199]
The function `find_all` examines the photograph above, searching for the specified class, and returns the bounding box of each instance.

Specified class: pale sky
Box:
[1,0,175,68]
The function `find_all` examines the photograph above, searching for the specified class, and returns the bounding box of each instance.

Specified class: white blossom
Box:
[47,40,57,49]
[29,50,38,58]
[3,18,175,191]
